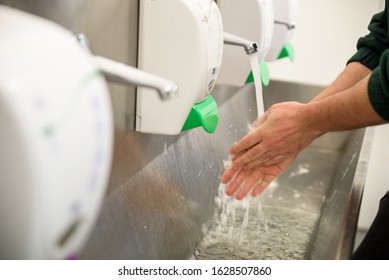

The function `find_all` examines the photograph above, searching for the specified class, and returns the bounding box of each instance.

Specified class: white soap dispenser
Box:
[136,0,224,135]
[265,0,298,62]
[217,0,274,87]
[0,6,114,259]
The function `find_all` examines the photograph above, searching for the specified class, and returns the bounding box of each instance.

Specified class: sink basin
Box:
[80,80,373,260]
[198,81,373,259]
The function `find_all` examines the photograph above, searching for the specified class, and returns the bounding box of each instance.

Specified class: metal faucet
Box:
[223,32,258,54]
[224,32,258,54]
[75,33,178,100]
[274,18,297,30]
[93,56,179,100]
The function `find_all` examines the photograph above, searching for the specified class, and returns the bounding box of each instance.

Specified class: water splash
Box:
[197,176,319,260]
[198,183,268,258]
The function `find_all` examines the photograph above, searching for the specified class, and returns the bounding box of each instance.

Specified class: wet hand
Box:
[225,101,319,181]
[222,156,296,200]
[221,101,321,199]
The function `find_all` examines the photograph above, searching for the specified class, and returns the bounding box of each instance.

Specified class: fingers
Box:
[225,168,274,200]
[230,141,269,169]
[230,131,287,170]
[222,157,296,200]
[235,170,264,200]
[251,174,276,197]
[221,163,240,184]
[227,115,274,171]
[229,129,262,159]
[246,153,288,169]
[225,168,252,196]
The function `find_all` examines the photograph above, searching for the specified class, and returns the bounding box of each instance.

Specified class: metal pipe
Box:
[223,32,258,54]
[93,56,179,100]
[75,33,178,100]
[274,18,297,30]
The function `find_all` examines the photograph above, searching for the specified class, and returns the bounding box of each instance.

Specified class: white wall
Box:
[268,0,383,86]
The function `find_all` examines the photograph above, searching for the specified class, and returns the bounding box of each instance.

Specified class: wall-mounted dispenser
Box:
[216,0,274,87]
[265,0,298,62]
[0,5,115,259]
[136,0,224,135]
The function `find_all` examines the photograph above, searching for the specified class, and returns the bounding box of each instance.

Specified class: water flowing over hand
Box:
[222,156,296,200]
[221,101,321,199]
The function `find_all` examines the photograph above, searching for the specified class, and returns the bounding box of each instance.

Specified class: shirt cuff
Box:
[368,66,389,121]
[348,47,382,70]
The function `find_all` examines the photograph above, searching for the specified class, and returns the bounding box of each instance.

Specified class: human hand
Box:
[220,101,321,199]
[222,156,296,200]
[222,101,320,184]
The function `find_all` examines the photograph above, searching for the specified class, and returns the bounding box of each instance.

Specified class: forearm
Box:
[310,62,371,102]
[306,74,386,134]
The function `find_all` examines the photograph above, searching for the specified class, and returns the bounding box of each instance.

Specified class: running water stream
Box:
[195,54,271,259]
[249,53,264,117]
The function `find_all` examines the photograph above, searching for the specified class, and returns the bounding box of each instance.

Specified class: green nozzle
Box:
[278,43,295,62]
[182,95,219,133]
[245,59,270,86]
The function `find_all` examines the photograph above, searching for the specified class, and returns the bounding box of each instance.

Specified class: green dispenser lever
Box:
[277,43,295,62]
[182,95,219,133]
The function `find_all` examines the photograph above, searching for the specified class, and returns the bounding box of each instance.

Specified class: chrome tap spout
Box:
[93,56,178,100]
[223,32,258,54]
[274,18,296,30]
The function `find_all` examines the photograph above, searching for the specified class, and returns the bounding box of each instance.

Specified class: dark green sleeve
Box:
[368,50,389,121]
[348,4,389,121]
[348,6,389,69]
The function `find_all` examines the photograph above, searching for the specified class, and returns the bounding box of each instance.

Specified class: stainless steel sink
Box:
[198,81,373,260]
[1,0,373,260]
[79,80,373,260]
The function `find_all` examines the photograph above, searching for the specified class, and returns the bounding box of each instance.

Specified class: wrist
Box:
[303,102,328,139]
